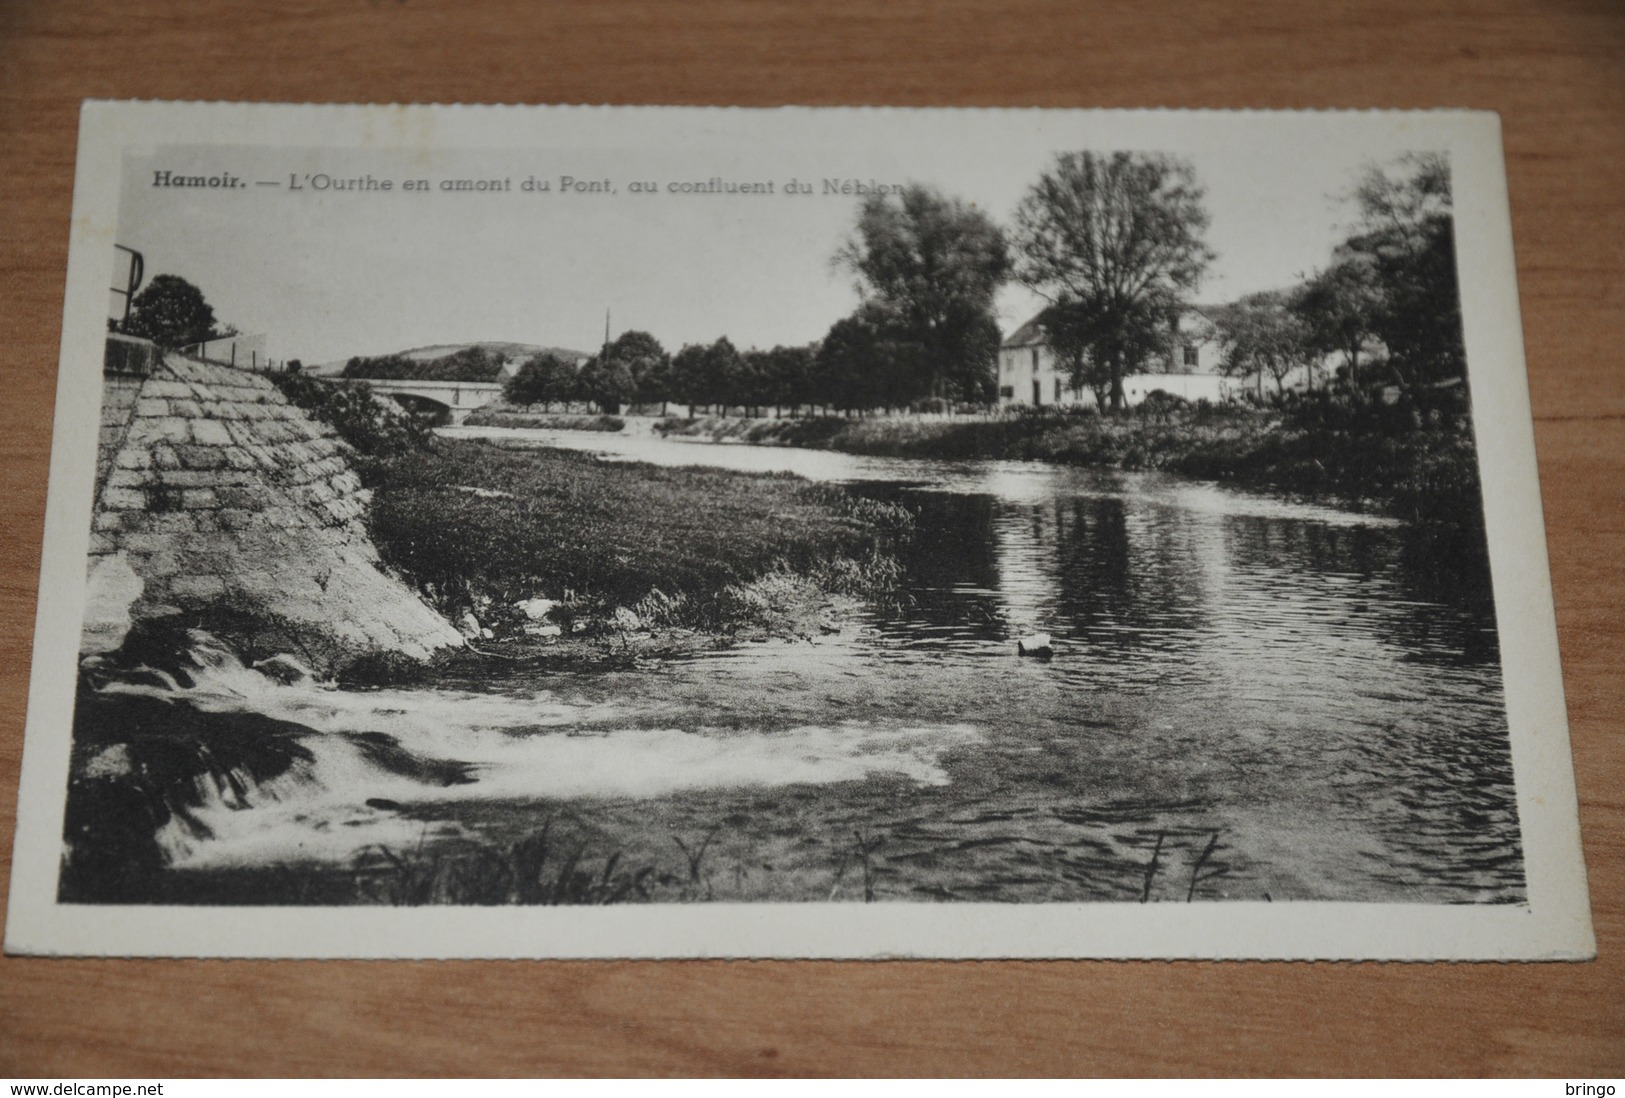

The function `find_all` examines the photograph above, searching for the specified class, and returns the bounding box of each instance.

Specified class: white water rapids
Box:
[93,635,982,870]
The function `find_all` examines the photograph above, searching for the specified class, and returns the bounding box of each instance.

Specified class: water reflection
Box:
[74,428,1523,905]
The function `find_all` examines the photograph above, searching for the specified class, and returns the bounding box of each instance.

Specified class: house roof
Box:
[1001,316,1048,349]
[1002,302,1226,349]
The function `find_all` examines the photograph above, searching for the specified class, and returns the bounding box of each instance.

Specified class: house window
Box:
[999,385,1014,399]
[1032,347,1040,371]
[1183,343,1199,368]
[1054,377,1063,401]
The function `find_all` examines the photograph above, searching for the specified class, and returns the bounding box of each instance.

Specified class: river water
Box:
[77,427,1525,905]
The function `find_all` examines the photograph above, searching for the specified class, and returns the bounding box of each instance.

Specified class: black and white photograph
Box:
[4,103,1592,958]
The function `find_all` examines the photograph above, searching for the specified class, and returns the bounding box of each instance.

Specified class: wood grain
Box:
[0,0,1620,1077]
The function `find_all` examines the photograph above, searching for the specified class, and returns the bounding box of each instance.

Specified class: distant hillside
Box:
[318,341,594,382]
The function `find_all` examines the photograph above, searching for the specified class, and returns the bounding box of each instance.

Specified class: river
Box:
[72,426,1525,905]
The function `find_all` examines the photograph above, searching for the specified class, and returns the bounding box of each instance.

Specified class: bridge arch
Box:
[383,392,454,426]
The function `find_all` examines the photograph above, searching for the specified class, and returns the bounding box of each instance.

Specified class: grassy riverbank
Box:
[656,400,1484,529]
[359,437,912,655]
[463,406,626,431]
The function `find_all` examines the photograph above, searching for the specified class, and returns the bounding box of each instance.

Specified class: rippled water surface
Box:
[81,428,1525,904]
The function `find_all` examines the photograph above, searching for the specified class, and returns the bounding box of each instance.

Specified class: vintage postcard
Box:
[4,102,1594,958]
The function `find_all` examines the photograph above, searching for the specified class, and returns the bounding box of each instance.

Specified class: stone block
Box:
[114,449,151,470]
[191,419,234,447]
[134,398,170,417]
[146,512,201,535]
[217,509,257,530]
[232,570,281,597]
[169,574,227,601]
[121,532,177,554]
[92,511,123,533]
[182,488,219,510]
[101,487,145,510]
[128,418,190,446]
[170,399,204,418]
[222,448,256,471]
[87,533,116,555]
[215,487,263,509]
[144,551,182,577]
[145,380,194,399]
[105,468,145,490]
[151,444,181,470]
[153,469,214,488]
[178,445,228,470]
[212,402,245,420]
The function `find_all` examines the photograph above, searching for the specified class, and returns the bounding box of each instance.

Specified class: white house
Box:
[997,307,1240,409]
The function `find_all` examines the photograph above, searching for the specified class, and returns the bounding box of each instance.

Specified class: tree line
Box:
[508,150,1465,420]
[1207,153,1464,406]
[120,148,1465,423]
[340,346,508,383]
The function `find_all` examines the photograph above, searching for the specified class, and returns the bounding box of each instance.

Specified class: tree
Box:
[815,304,916,413]
[578,355,636,414]
[119,273,224,348]
[601,330,670,410]
[1291,258,1383,383]
[505,351,580,410]
[1211,290,1316,397]
[752,345,805,416]
[700,337,744,414]
[835,184,1009,403]
[669,338,743,415]
[669,343,709,414]
[1013,152,1214,412]
[1338,153,1463,398]
[1037,297,1169,409]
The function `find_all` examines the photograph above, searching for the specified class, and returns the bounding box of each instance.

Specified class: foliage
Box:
[269,372,432,459]
[1013,152,1215,412]
[577,355,637,414]
[1210,290,1317,395]
[117,273,228,349]
[834,183,1009,403]
[669,337,748,413]
[710,401,1479,528]
[342,345,507,382]
[1337,153,1464,397]
[504,351,580,409]
[603,329,671,407]
[1291,259,1383,378]
[816,304,913,411]
[1037,297,1169,409]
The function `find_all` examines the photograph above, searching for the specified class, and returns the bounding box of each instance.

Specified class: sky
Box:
[110,114,1439,366]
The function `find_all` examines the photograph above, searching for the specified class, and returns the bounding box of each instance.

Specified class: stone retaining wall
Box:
[86,348,463,673]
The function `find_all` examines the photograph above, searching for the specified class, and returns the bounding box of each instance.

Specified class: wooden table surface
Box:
[1,0,1621,1078]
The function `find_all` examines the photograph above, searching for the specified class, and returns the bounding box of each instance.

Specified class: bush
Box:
[270,372,431,460]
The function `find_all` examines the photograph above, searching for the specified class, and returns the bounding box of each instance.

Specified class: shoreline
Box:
[353,435,912,680]
[468,402,1485,529]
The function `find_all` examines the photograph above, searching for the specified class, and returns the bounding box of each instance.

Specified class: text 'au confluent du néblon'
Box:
[150,171,905,197]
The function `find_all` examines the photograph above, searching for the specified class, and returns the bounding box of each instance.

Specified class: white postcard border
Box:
[4,102,1595,959]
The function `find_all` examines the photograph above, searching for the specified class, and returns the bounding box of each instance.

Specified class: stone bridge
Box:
[326,377,505,424]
